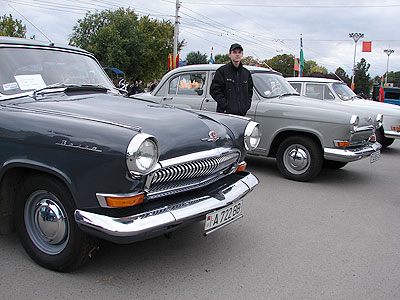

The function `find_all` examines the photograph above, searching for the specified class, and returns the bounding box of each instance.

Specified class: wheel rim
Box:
[24,190,69,255]
[283,143,311,175]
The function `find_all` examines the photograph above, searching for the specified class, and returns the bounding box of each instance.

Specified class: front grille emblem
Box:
[201,131,220,142]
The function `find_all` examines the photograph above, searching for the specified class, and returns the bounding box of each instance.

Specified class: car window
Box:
[305,83,323,100]
[385,91,400,100]
[290,82,301,94]
[324,85,335,100]
[177,73,206,96]
[252,72,296,98]
[332,83,356,101]
[168,76,178,95]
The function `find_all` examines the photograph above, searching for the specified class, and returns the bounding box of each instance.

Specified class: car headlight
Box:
[126,133,159,175]
[244,121,261,150]
[350,115,359,133]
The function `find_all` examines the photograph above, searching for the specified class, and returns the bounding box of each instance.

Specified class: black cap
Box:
[229,43,243,52]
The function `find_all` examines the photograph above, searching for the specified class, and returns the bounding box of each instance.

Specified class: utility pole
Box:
[173,0,180,64]
[349,32,364,90]
[384,49,394,85]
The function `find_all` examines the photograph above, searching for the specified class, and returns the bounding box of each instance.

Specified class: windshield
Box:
[332,83,357,101]
[253,72,298,98]
[0,47,115,97]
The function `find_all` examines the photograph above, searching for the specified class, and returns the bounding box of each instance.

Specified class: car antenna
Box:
[8,4,55,46]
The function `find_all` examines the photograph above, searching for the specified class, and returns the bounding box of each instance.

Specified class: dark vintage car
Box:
[0,37,260,271]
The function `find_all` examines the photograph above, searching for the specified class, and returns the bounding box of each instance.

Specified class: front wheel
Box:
[15,174,98,271]
[276,136,323,182]
[376,128,395,148]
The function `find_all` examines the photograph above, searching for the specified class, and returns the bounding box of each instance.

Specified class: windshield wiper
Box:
[33,83,110,99]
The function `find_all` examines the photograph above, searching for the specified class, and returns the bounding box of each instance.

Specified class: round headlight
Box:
[244,121,261,150]
[126,134,159,175]
[350,115,359,133]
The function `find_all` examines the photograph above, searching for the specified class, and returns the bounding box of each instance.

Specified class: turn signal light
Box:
[392,126,400,132]
[236,161,247,172]
[334,140,351,147]
[106,194,144,208]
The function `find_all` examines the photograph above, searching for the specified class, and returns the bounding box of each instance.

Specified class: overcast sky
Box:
[1,0,399,78]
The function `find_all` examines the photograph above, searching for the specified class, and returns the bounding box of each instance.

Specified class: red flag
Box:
[294,56,299,71]
[174,54,179,69]
[362,41,372,52]
[379,76,384,102]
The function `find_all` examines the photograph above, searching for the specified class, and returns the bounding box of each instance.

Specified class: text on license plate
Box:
[370,150,381,163]
[204,200,243,232]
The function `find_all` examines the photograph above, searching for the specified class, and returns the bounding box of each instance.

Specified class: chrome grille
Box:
[147,151,240,200]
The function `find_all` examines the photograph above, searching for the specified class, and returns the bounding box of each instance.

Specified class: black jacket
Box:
[210,62,253,116]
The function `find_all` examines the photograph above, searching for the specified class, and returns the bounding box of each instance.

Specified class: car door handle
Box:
[162,97,173,101]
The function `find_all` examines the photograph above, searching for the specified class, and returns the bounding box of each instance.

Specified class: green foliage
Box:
[69,8,177,82]
[264,54,295,77]
[0,14,26,37]
[386,71,400,87]
[242,56,259,66]
[354,58,371,96]
[214,54,230,64]
[186,51,207,65]
[335,67,351,86]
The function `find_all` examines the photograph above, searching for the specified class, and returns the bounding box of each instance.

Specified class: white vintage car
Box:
[287,77,400,148]
[134,65,382,182]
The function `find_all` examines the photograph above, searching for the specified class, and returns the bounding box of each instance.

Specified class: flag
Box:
[362,41,372,52]
[294,56,299,71]
[379,76,385,102]
[174,54,179,69]
[299,34,304,77]
[208,53,215,64]
[168,54,173,70]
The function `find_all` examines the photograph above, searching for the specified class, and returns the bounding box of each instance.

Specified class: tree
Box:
[186,51,207,65]
[335,67,351,86]
[69,8,180,82]
[264,54,295,77]
[214,54,230,64]
[354,58,371,96]
[0,14,26,38]
[242,56,259,66]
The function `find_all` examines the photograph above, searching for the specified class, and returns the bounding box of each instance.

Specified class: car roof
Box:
[165,64,279,75]
[0,36,91,55]
[286,77,344,84]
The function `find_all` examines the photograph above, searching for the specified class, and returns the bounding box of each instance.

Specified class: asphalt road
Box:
[1,142,400,300]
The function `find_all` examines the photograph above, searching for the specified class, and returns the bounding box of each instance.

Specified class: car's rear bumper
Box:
[74,172,258,244]
[323,142,382,162]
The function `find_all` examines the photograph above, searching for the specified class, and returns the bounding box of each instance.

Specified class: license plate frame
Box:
[370,150,381,163]
[204,200,243,234]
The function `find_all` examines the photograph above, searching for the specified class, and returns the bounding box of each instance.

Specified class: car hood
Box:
[346,99,400,117]
[4,93,236,160]
[271,95,375,126]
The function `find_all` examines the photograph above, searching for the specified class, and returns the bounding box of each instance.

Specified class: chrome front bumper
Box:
[384,130,400,139]
[74,173,258,243]
[324,142,382,162]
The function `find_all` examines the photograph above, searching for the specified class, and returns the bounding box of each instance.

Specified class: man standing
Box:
[210,43,253,116]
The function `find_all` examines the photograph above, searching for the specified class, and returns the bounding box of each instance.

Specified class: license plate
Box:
[204,200,243,233]
[370,150,381,163]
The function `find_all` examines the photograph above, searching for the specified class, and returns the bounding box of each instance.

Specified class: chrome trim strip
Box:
[324,142,382,162]
[75,173,258,238]
[353,125,375,133]
[159,148,238,168]
[384,130,400,139]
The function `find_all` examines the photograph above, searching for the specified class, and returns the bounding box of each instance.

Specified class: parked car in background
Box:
[372,85,400,106]
[0,37,260,271]
[287,77,400,148]
[134,65,382,182]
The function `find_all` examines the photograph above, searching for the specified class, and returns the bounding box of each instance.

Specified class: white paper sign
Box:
[3,82,19,91]
[14,74,46,90]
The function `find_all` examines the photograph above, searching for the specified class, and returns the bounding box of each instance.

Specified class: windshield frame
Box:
[332,82,357,101]
[0,44,117,100]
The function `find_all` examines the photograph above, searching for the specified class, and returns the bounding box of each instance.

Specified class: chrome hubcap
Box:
[24,190,69,255]
[283,144,310,174]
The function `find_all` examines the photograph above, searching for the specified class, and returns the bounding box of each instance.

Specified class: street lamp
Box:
[384,49,394,85]
[349,32,364,90]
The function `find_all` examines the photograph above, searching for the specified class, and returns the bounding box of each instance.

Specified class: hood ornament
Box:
[201,131,220,142]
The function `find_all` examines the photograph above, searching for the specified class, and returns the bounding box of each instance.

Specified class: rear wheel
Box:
[276,136,323,182]
[15,174,98,271]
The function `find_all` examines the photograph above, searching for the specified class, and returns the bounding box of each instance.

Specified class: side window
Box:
[168,76,178,95]
[177,73,206,96]
[305,83,323,100]
[324,85,335,100]
[290,83,301,94]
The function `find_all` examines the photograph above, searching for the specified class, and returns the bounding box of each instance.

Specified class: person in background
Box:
[210,43,253,116]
